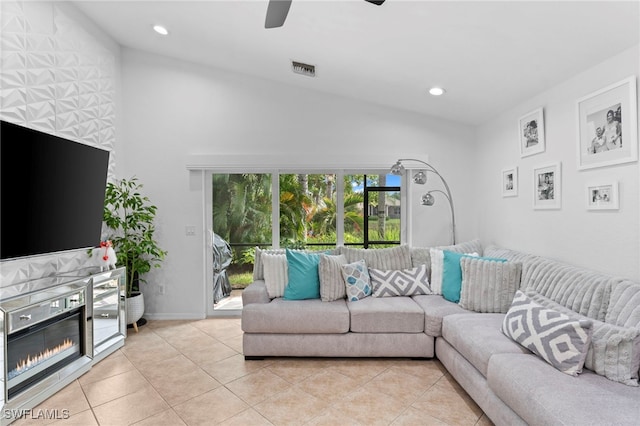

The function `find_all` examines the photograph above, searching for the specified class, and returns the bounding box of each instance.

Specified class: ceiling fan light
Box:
[429,87,446,96]
[153,25,169,36]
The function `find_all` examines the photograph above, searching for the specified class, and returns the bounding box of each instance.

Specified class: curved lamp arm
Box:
[390,158,456,245]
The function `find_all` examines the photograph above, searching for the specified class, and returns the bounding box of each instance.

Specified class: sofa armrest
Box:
[242,280,271,306]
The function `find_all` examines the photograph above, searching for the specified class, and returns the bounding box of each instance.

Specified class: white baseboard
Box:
[143,312,206,321]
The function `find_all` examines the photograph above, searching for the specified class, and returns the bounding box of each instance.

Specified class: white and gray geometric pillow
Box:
[502,290,593,376]
[262,253,288,298]
[528,291,640,386]
[369,264,431,297]
[319,254,347,302]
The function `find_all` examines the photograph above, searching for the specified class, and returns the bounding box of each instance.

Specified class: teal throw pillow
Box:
[442,251,506,303]
[283,249,321,300]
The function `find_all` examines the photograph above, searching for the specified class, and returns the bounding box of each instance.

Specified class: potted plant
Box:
[102,177,167,330]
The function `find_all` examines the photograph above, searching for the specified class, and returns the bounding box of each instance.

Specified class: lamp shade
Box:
[390,161,405,175]
[421,192,435,206]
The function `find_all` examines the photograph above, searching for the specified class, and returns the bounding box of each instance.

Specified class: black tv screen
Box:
[1,121,110,260]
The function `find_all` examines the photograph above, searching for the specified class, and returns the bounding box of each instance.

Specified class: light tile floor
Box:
[14,318,494,426]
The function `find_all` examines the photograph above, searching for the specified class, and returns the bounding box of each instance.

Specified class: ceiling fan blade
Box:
[265,0,292,29]
[364,0,386,5]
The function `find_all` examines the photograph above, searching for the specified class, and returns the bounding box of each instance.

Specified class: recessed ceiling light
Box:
[429,87,446,96]
[153,25,169,36]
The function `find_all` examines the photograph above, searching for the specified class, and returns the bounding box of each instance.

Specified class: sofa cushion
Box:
[341,245,412,270]
[369,264,431,297]
[283,249,321,300]
[502,291,593,376]
[319,254,347,302]
[241,298,350,334]
[442,313,531,377]
[262,253,287,298]
[605,280,640,328]
[488,353,640,426]
[341,260,372,301]
[442,251,503,303]
[348,296,424,333]
[529,291,640,386]
[412,295,470,337]
[459,257,522,313]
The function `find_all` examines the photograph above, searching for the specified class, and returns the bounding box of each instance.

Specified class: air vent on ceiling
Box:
[292,61,316,77]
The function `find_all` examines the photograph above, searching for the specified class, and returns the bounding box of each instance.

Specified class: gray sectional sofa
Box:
[241,241,640,425]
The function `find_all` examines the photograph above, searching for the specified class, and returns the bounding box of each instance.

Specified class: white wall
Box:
[476,46,640,280]
[120,48,477,319]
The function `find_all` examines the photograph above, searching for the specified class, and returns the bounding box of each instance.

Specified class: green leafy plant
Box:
[103,177,167,297]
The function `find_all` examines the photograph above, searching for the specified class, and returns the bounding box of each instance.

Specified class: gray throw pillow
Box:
[459,257,522,313]
[369,264,431,297]
[319,254,347,302]
[502,290,593,376]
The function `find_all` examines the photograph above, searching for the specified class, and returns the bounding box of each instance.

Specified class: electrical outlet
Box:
[185,226,196,236]
[159,285,166,295]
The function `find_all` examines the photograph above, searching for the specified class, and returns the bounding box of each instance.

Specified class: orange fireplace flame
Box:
[14,338,75,374]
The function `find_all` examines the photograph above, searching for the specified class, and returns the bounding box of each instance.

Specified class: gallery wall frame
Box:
[502,167,518,197]
[586,181,619,211]
[577,76,638,170]
[519,107,545,157]
[533,162,561,210]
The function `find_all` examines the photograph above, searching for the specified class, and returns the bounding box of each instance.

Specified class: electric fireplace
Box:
[0,277,92,418]
[7,308,84,399]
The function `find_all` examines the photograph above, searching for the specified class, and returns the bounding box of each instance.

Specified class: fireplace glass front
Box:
[7,308,84,399]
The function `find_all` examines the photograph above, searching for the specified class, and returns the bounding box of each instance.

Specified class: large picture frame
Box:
[577,76,638,170]
[502,167,518,197]
[586,181,619,211]
[519,107,545,157]
[533,162,561,210]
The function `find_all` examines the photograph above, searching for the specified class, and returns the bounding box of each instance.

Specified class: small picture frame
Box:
[533,162,561,210]
[577,76,638,170]
[586,181,619,210]
[519,107,545,157]
[502,167,518,197]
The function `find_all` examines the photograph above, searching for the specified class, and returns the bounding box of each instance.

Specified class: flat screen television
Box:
[1,120,110,260]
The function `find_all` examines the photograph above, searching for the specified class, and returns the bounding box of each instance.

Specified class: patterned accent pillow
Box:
[502,290,593,376]
[369,264,432,297]
[319,254,347,302]
[459,257,522,313]
[341,260,371,302]
[262,253,287,298]
[528,291,640,386]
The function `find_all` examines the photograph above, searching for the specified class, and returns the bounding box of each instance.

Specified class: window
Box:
[211,170,402,295]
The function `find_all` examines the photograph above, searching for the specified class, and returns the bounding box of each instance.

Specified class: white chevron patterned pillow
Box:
[369,264,432,297]
[502,290,593,376]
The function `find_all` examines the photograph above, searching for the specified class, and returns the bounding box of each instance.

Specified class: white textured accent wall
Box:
[0,1,120,286]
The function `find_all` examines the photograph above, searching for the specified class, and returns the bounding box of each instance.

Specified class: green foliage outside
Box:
[212,173,399,287]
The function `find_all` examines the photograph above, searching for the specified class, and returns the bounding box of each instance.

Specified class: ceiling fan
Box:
[265,0,386,29]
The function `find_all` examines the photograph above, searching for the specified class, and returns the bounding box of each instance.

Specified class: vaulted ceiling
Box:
[74,1,640,125]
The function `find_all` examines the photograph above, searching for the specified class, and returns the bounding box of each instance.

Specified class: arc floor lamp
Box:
[390,158,456,244]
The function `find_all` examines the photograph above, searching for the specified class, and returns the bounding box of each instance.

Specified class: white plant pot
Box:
[126,292,145,325]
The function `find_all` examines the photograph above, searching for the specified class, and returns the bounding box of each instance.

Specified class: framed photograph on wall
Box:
[586,181,619,210]
[577,76,638,170]
[519,107,545,157]
[533,162,561,210]
[502,167,518,197]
